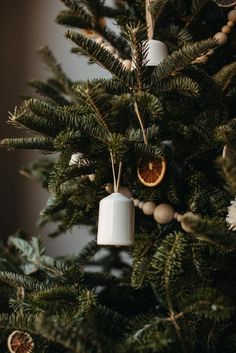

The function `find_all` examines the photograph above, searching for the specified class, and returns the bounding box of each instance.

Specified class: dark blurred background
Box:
[0,1,110,254]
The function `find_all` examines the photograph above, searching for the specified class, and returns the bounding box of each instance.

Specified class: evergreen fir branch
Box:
[167,25,193,46]
[106,132,127,163]
[0,313,39,333]
[65,30,134,85]
[122,22,148,90]
[100,78,130,95]
[9,299,45,316]
[9,236,65,276]
[155,75,200,96]
[152,39,216,81]
[151,232,188,306]
[128,124,160,143]
[39,46,73,96]
[100,25,131,58]
[29,80,70,105]
[59,0,94,25]
[133,142,166,159]
[216,119,236,150]
[1,137,55,151]
[9,110,60,137]
[73,83,111,132]
[47,152,72,193]
[81,271,120,287]
[27,98,64,123]
[53,130,84,150]
[95,304,130,333]
[132,236,158,289]
[181,288,233,321]
[150,0,169,24]
[133,92,164,121]
[128,315,171,352]
[181,214,236,249]
[0,272,50,291]
[213,62,236,91]
[29,286,78,307]
[56,10,92,29]
[191,0,210,16]
[73,240,100,267]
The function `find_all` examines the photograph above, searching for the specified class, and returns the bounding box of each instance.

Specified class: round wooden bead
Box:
[214,32,228,45]
[221,25,231,34]
[153,204,174,224]
[227,21,234,28]
[133,199,140,207]
[138,201,144,209]
[122,59,132,70]
[228,10,236,23]
[143,202,156,216]
[177,214,183,222]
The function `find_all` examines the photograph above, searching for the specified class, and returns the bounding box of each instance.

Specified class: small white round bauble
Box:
[133,199,140,207]
[122,59,132,70]
[228,9,236,23]
[214,32,228,45]
[88,174,96,182]
[153,204,175,224]
[180,212,200,233]
[138,201,144,209]
[118,186,133,198]
[143,202,156,216]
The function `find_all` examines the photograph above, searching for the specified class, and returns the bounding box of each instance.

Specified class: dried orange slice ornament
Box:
[137,157,166,187]
[7,331,34,353]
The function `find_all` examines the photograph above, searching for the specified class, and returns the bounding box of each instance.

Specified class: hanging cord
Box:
[110,150,122,193]
[146,0,154,40]
[134,101,148,145]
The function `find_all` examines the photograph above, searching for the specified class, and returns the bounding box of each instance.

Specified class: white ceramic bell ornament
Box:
[97,193,135,246]
[145,39,168,66]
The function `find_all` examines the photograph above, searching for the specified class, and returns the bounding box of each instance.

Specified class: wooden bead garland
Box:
[194,4,236,63]
[105,184,199,231]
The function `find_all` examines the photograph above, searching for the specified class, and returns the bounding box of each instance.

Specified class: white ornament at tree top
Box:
[145,39,168,66]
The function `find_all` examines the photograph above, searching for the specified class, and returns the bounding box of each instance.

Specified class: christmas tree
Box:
[1,0,236,352]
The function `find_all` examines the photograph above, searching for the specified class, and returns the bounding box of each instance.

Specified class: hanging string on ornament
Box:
[7,331,34,353]
[97,151,134,246]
